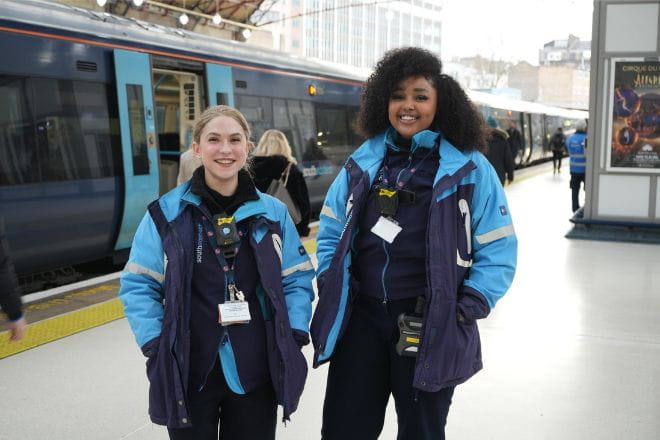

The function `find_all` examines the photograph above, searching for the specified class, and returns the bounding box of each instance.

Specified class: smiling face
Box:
[192,115,249,195]
[388,75,438,140]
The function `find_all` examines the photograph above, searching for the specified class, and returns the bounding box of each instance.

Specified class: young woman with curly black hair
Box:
[311,47,517,440]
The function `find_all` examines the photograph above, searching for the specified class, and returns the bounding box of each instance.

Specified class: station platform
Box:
[1,163,659,440]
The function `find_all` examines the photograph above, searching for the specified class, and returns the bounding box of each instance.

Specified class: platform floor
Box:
[1,164,659,440]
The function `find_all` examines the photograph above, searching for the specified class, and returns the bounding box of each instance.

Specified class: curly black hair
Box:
[357,47,486,151]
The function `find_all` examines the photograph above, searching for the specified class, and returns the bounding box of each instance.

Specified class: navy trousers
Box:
[570,172,586,212]
[168,360,277,440]
[322,295,455,440]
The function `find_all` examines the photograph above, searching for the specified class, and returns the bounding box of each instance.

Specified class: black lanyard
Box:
[377,139,439,190]
[375,139,439,217]
[202,214,243,301]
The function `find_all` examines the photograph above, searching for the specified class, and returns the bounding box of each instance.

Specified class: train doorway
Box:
[151,56,206,194]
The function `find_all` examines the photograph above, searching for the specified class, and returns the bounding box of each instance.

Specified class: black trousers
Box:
[570,172,586,212]
[552,150,563,171]
[168,360,277,440]
[322,295,455,440]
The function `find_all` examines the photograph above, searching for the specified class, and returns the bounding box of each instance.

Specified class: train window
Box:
[235,95,273,143]
[0,76,39,185]
[529,113,544,160]
[315,105,351,164]
[288,100,316,161]
[125,84,149,175]
[216,93,228,106]
[347,106,363,147]
[270,99,317,162]
[1,76,121,185]
[32,78,121,181]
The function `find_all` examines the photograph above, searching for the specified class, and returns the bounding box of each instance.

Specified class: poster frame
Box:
[605,57,660,173]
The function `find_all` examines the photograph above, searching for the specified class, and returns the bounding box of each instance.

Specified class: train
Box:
[0,0,587,288]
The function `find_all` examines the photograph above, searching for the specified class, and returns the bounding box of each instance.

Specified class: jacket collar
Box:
[181,186,269,223]
[384,127,439,152]
[353,129,473,184]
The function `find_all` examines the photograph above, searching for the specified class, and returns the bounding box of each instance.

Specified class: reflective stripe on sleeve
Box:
[320,205,338,221]
[475,224,515,245]
[282,260,315,277]
[124,262,165,283]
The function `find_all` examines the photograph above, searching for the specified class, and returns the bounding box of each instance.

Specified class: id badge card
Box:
[371,216,402,243]
[218,301,251,326]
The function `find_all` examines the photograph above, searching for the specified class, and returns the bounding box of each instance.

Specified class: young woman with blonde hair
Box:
[119,105,314,440]
[252,129,311,236]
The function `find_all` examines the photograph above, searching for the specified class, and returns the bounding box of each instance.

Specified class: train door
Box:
[152,68,202,193]
[113,49,159,250]
[206,63,234,107]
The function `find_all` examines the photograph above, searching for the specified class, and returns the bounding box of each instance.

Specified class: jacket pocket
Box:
[451,305,482,380]
[145,336,170,423]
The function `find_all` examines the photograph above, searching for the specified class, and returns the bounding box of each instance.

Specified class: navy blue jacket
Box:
[311,129,517,391]
[119,182,315,428]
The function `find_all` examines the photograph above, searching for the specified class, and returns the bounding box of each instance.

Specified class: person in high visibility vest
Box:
[566,122,587,213]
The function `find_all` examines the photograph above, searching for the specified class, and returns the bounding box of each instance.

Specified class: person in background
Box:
[506,120,523,163]
[567,121,588,214]
[0,217,27,342]
[251,130,311,237]
[119,105,315,440]
[485,116,515,185]
[311,47,517,440]
[549,127,566,174]
[177,147,203,184]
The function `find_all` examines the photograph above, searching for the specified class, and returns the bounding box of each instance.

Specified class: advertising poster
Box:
[611,61,660,169]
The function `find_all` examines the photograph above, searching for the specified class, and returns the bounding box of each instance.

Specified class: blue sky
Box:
[440,0,594,64]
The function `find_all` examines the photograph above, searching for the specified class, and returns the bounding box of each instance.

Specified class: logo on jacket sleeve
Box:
[499,205,508,216]
[298,245,306,256]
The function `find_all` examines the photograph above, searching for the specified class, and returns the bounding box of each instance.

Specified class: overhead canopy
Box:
[154,0,269,26]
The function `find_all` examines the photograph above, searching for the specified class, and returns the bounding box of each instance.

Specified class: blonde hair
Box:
[254,129,298,165]
[193,105,254,171]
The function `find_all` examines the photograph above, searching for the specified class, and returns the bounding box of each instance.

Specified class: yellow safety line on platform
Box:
[0,298,125,359]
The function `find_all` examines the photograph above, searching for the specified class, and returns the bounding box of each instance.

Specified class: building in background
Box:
[507,36,591,110]
[257,0,443,69]
[539,34,591,70]
[508,62,589,109]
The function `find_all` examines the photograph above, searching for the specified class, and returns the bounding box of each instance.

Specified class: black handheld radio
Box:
[395,296,425,357]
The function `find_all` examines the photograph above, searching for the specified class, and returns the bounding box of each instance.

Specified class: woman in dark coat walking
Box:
[252,130,311,237]
[485,117,515,185]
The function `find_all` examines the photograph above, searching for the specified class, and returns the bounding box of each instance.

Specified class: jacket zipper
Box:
[380,152,414,305]
[380,240,390,305]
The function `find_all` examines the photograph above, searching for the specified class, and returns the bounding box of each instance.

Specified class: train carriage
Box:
[0,0,586,287]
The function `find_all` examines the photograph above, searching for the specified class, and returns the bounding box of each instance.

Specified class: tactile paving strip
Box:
[0,298,125,359]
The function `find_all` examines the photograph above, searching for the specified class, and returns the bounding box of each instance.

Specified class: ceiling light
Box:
[133,0,145,6]
[241,29,252,39]
[96,0,107,6]
[179,12,189,25]
[213,13,222,25]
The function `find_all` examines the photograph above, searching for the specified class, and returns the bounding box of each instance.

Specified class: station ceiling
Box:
[107,0,268,28]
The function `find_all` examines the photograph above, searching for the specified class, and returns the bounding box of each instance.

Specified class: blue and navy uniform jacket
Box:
[310,129,517,391]
[119,182,315,428]
[567,130,587,174]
